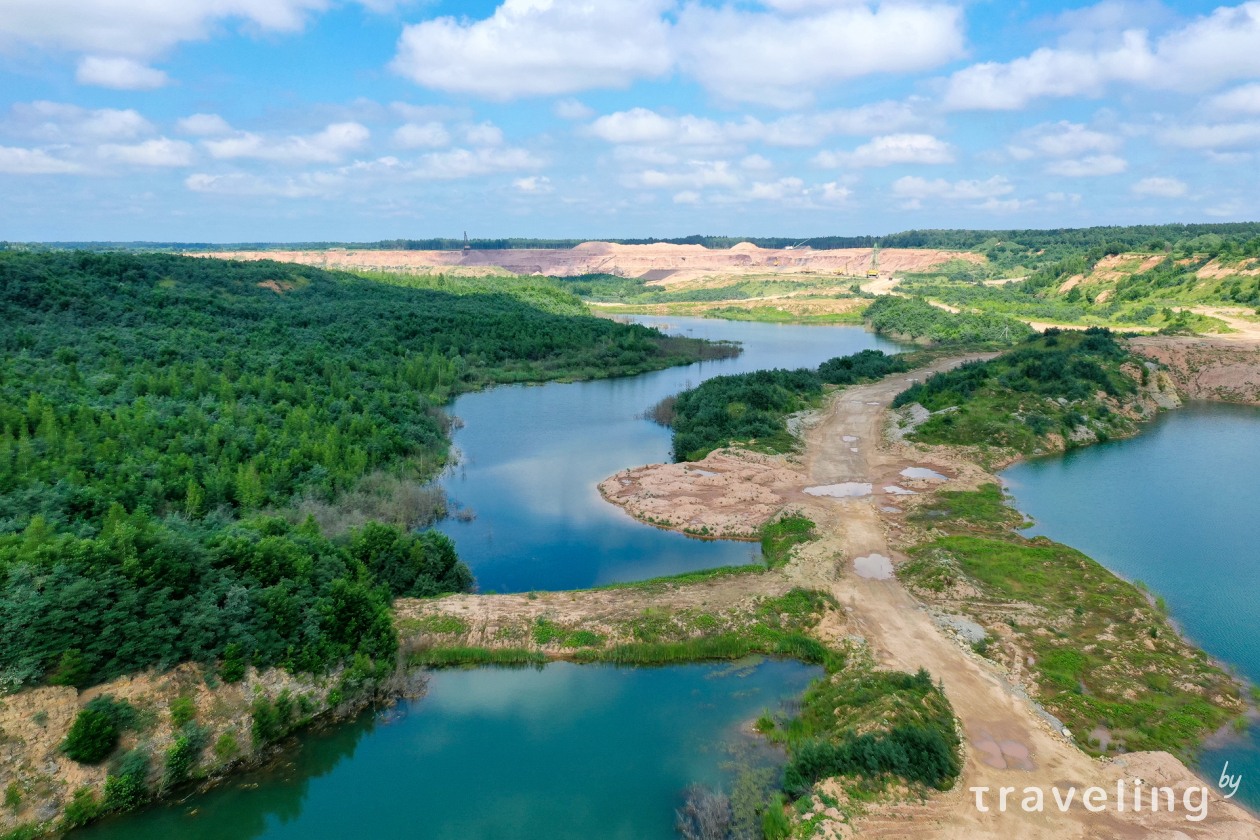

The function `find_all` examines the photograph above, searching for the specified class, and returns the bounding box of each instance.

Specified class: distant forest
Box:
[6,221,1259,253]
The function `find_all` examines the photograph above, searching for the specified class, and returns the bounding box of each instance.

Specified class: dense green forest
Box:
[669,350,908,460]
[863,296,1033,345]
[0,252,724,691]
[891,328,1141,453]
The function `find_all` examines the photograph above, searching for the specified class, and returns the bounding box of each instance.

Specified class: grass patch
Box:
[761,516,817,567]
[407,647,548,668]
[900,533,1241,758]
[908,484,1024,531]
[589,564,766,592]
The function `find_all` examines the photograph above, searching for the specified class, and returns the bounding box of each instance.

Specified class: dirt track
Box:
[795,365,1259,838]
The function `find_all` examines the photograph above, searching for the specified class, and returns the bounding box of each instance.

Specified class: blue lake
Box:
[74,659,820,840]
[1002,401,1260,811]
[438,316,903,593]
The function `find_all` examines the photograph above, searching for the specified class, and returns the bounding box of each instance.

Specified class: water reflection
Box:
[440,317,904,592]
[75,660,821,840]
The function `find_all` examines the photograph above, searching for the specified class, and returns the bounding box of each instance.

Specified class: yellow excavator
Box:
[866,244,880,279]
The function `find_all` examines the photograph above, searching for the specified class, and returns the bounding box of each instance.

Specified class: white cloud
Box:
[513,175,552,193]
[1209,82,1260,113]
[1007,121,1123,159]
[672,190,701,204]
[203,122,370,163]
[7,101,152,142]
[176,113,233,137]
[411,146,543,179]
[391,0,674,99]
[746,176,804,200]
[1162,122,1260,149]
[1045,154,1128,176]
[817,181,852,203]
[393,122,450,148]
[0,145,82,174]
[390,0,962,105]
[75,56,168,90]
[464,121,505,147]
[814,134,954,168]
[1132,176,1188,197]
[587,101,926,150]
[674,3,965,107]
[98,137,194,166]
[612,145,679,165]
[740,154,773,171]
[0,0,342,58]
[185,171,343,198]
[552,98,594,120]
[892,175,1014,202]
[943,2,1260,110]
[623,160,741,189]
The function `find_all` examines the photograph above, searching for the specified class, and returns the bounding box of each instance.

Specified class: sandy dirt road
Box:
[794,362,1260,839]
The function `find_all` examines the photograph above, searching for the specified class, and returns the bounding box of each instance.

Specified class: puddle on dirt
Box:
[803,482,872,498]
[853,553,894,579]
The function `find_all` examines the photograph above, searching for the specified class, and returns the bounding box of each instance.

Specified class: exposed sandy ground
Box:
[589,295,868,321]
[190,242,980,280]
[1131,336,1260,404]
[599,450,804,538]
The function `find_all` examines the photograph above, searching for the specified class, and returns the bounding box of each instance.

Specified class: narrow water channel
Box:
[74,659,821,840]
[439,316,903,592]
[1001,402,1260,811]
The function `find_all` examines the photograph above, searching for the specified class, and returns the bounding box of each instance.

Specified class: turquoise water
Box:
[74,659,820,840]
[439,316,903,593]
[1001,402,1260,811]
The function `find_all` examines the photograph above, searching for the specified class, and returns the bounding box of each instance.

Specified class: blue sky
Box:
[1,0,1259,241]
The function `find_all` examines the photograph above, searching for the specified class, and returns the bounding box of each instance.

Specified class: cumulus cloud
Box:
[393,122,450,148]
[513,175,552,193]
[176,114,233,136]
[1007,121,1123,159]
[7,101,152,142]
[746,176,804,201]
[410,146,543,179]
[817,181,853,203]
[391,0,674,99]
[1045,154,1128,176]
[622,160,741,189]
[893,175,1014,200]
[552,98,594,120]
[944,2,1260,110]
[185,171,344,198]
[814,134,954,168]
[672,190,701,204]
[1209,82,1260,113]
[1161,122,1260,150]
[98,137,194,166]
[203,122,370,164]
[0,0,350,57]
[674,3,965,107]
[740,154,773,171]
[391,0,963,105]
[75,56,169,89]
[1132,176,1188,197]
[464,121,505,146]
[587,101,926,150]
[0,145,82,174]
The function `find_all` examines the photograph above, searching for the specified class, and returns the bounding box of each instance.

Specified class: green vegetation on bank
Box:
[891,327,1143,454]
[0,251,728,695]
[668,350,908,460]
[898,485,1242,759]
[864,295,1034,345]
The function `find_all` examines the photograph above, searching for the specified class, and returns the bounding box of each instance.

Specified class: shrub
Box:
[61,788,101,827]
[62,709,118,764]
[169,697,196,729]
[46,649,92,688]
[220,643,246,684]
